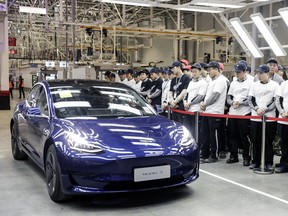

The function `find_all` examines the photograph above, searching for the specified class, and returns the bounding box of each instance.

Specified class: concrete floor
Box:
[1,96,288,216]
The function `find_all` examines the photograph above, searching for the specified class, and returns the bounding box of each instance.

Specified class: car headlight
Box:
[65,132,104,153]
[181,127,196,148]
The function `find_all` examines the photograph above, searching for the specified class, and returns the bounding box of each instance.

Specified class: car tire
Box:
[45,145,70,202]
[11,123,28,160]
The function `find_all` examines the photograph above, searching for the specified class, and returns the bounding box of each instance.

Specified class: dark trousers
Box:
[218,118,227,153]
[172,111,184,124]
[200,116,222,159]
[228,117,251,160]
[279,124,288,166]
[19,87,25,98]
[250,121,277,165]
[9,88,13,98]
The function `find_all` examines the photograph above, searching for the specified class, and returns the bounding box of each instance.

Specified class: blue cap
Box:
[150,68,159,74]
[257,64,270,73]
[126,68,134,74]
[169,61,183,69]
[200,62,208,69]
[207,61,220,70]
[238,60,248,69]
[233,63,247,73]
[191,63,202,70]
[133,71,139,77]
[163,67,172,74]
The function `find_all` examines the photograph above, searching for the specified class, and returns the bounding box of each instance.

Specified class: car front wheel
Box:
[45,145,70,202]
[11,123,28,160]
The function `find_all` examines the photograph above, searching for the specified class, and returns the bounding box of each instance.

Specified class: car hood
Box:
[55,115,183,155]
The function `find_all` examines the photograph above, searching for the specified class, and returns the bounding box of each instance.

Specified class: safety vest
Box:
[20,80,24,88]
[9,81,13,89]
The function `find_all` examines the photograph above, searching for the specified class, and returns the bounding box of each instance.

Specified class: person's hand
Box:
[232,101,240,109]
[256,108,265,116]
[184,101,190,110]
[162,102,168,110]
[281,112,288,118]
[200,102,206,111]
[169,100,176,108]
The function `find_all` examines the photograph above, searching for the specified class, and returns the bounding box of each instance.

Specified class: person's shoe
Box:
[219,151,226,159]
[275,166,288,173]
[243,160,250,166]
[205,157,218,163]
[249,163,259,169]
[226,157,239,164]
[265,164,274,171]
[275,163,282,168]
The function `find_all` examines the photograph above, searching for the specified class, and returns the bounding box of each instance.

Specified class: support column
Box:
[0,2,10,109]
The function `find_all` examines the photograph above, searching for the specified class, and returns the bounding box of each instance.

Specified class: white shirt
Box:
[132,81,142,92]
[276,81,288,125]
[186,78,208,112]
[203,75,212,83]
[248,80,279,122]
[126,78,136,88]
[204,75,228,114]
[233,74,254,82]
[161,79,171,104]
[228,77,253,115]
[119,78,129,86]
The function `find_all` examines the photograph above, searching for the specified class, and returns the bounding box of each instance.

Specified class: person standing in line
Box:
[168,61,190,124]
[125,69,136,88]
[109,73,116,83]
[132,71,142,92]
[147,68,163,112]
[183,63,208,138]
[199,61,228,163]
[104,71,111,81]
[248,64,279,170]
[9,77,14,99]
[139,69,152,97]
[161,68,172,116]
[226,63,253,166]
[117,70,129,85]
[275,80,288,173]
[200,63,212,83]
[18,76,25,99]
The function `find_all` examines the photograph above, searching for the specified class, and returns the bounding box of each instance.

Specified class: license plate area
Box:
[134,165,171,182]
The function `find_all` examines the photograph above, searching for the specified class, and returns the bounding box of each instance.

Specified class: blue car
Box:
[10,80,199,202]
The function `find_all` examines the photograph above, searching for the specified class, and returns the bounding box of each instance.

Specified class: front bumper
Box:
[59,152,199,194]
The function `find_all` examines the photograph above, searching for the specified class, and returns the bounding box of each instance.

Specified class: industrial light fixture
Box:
[193,0,245,9]
[250,13,286,56]
[176,5,223,13]
[229,17,263,58]
[19,6,46,15]
[278,7,288,28]
[100,0,154,7]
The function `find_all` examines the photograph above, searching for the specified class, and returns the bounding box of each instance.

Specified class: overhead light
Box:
[229,17,263,58]
[100,0,154,7]
[250,13,286,56]
[177,6,223,13]
[279,7,288,28]
[19,6,46,15]
[194,1,245,9]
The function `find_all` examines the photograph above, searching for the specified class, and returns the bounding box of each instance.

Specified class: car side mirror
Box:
[27,107,42,116]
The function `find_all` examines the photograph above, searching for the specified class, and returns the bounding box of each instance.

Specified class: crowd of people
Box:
[105,58,288,173]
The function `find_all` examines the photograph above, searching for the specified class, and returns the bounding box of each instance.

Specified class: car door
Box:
[26,85,51,167]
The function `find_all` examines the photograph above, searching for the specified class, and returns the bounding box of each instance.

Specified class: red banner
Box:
[8,37,16,46]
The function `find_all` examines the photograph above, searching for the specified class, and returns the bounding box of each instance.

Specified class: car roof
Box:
[45,79,128,89]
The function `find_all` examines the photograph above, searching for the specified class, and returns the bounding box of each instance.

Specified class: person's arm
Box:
[204,92,221,106]
[149,89,161,99]
[227,94,233,106]
[190,94,204,105]
[265,97,276,111]
[248,96,258,111]
[275,95,284,114]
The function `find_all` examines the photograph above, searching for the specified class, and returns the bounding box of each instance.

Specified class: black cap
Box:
[109,73,116,78]
[207,61,220,70]
[191,63,202,70]
[118,70,126,75]
[162,67,172,74]
[246,65,251,73]
[169,61,183,69]
[257,64,270,73]
[150,68,159,74]
[139,69,149,75]
[126,68,134,75]
[266,57,278,65]
[133,71,139,77]
[200,62,208,69]
[233,63,246,73]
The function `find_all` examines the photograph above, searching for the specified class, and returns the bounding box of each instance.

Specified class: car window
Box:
[50,85,156,119]
[27,85,41,107]
[36,86,49,116]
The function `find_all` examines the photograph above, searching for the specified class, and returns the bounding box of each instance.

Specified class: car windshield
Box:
[50,84,157,119]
